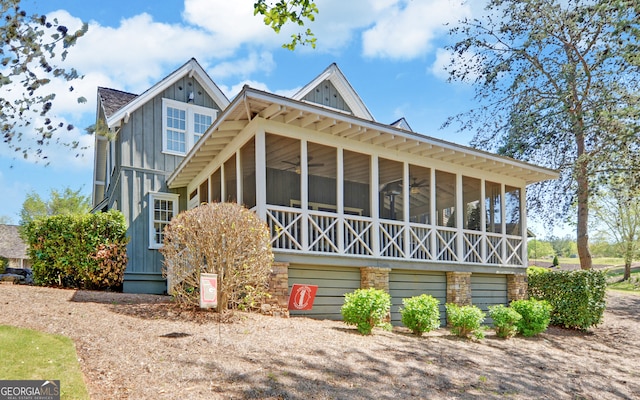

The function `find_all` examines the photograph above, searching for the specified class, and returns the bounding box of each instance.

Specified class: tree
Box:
[19,187,90,225]
[548,235,578,258]
[0,215,13,224]
[445,0,640,270]
[253,0,318,50]
[592,175,640,280]
[1,0,87,159]
[528,239,555,260]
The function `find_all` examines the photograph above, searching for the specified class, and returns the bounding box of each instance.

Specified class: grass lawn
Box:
[530,257,625,266]
[0,325,90,399]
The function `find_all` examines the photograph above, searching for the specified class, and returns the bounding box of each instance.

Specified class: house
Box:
[92,58,558,322]
[0,225,31,269]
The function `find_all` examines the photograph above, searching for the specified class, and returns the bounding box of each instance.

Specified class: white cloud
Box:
[362,0,472,60]
[208,52,276,80]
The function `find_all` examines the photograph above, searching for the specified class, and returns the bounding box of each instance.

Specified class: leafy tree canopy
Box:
[254,0,318,50]
[1,0,87,159]
[19,186,90,225]
[444,0,640,269]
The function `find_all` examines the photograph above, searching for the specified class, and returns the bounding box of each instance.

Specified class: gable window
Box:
[149,192,179,249]
[162,98,216,156]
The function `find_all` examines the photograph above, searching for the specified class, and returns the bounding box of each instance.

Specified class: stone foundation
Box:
[263,262,290,317]
[507,273,528,302]
[446,272,472,306]
[360,267,390,291]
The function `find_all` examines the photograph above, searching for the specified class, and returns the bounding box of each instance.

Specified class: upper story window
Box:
[162,98,216,156]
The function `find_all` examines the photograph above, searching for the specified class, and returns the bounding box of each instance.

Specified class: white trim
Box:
[148,192,179,249]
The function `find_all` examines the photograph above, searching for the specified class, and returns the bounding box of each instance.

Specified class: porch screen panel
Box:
[224,154,237,202]
[241,138,256,209]
[343,150,370,217]
[505,186,521,235]
[378,158,403,221]
[199,180,208,204]
[210,169,221,202]
[409,165,430,224]
[266,133,300,207]
[436,170,456,227]
[463,176,481,230]
[485,181,502,233]
[307,142,336,209]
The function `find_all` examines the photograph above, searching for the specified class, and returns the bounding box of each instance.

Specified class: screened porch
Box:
[200,132,527,268]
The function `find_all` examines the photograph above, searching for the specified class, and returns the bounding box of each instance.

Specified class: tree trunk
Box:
[575,133,593,270]
[624,241,633,281]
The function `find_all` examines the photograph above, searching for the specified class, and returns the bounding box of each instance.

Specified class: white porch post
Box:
[255,129,267,221]
[236,149,242,204]
[501,183,507,265]
[456,173,464,262]
[403,162,410,258]
[337,147,345,253]
[220,163,226,203]
[301,140,309,251]
[480,179,487,263]
[429,168,436,260]
[371,155,380,257]
[521,185,528,266]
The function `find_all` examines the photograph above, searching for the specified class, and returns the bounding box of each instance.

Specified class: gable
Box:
[292,63,374,121]
[300,79,353,114]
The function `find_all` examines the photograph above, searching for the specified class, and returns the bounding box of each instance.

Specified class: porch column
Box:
[236,149,242,204]
[403,162,410,258]
[507,273,528,302]
[456,173,464,262]
[371,155,380,256]
[255,129,267,220]
[337,147,345,253]
[300,140,309,251]
[521,185,528,265]
[429,168,436,260]
[500,183,507,264]
[446,272,472,306]
[480,179,487,263]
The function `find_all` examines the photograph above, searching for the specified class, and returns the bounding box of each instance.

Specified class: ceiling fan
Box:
[404,177,428,194]
[283,156,324,174]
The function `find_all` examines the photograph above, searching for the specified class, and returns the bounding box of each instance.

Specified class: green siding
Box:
[288,265,360,320]
[471,273,508,325]
[389,270,447,326]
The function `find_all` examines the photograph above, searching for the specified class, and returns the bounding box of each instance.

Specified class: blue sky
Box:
[0,0,569,237]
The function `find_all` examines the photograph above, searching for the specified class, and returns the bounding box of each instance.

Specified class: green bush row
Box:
[22,210,129,290]
[341,289,551,339]
[528,269,606,330]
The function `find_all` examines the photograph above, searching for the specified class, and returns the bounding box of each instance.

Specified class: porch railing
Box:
[265,205,524,267]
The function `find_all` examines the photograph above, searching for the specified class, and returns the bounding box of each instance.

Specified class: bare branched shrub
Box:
[161,202,274,311]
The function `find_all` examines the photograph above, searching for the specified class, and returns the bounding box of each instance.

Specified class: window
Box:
[149,192,179,249]
[162,98,216,156]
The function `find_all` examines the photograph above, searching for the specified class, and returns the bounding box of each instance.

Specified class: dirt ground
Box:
[1,284,638,400]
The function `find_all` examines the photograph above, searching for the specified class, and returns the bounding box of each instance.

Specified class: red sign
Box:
[200,273,218,309]
[288,284,318,311]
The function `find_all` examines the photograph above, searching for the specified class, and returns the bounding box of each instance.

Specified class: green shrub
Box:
[528,269,606,330]
[0,256,7,274]
[341,288,391,335]
[22,210,128,290]
[400,294,441,336]
[552,255,559,267]
[445,303,485,339]
[527,266,549,276]
[511,299,552,337]
[488,304,522,339]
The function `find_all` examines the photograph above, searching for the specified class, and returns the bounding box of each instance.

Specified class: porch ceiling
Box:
[167,87,559,189]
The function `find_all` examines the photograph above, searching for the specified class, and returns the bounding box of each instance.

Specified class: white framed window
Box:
[149,192,179,249]
[162,98,216,156]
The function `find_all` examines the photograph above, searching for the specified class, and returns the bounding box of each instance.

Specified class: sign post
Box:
[200,273,218,309]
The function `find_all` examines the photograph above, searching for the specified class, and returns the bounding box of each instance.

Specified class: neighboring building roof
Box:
[167,85,559,188]
[98,87,138,119]
[0,225,28,260]
[390,117,413,132]
[104,58,230,129]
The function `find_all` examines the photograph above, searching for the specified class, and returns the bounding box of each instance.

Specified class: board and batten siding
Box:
[389,270,447,326]
[287,265,360,320]
[302,80,353,114]
[471,273,508,325]
[112,78,220,294]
